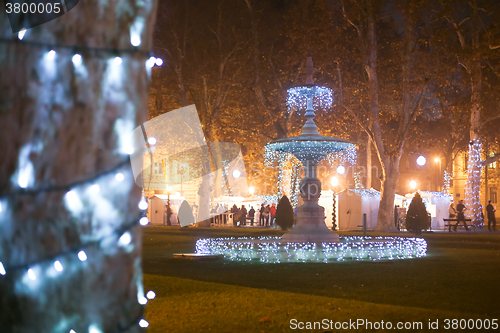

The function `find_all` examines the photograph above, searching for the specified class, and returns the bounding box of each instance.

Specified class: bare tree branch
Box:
[482,154,500,166]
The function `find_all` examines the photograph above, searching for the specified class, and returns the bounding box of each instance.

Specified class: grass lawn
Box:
[142,226,500,332]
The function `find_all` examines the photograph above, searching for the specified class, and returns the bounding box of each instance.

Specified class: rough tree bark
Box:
[0,1,157,332]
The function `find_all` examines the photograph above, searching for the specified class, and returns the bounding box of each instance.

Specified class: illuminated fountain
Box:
[265,57,354,242]
[195,58,427,262]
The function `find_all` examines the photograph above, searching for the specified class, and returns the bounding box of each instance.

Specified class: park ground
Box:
[142,226,500,332]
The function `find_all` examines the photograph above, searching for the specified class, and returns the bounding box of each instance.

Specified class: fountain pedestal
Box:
[282,161,339,243]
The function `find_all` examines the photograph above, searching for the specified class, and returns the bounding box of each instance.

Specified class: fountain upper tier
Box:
[267,57,355,165]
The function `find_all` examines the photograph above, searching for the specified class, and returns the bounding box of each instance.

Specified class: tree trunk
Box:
[464,1,483,226]
[0,1,157,332]
[376,156,400,232]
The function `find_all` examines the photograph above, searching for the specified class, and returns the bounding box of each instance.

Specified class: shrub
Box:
[275,195,294,230]
[405,192,428,235]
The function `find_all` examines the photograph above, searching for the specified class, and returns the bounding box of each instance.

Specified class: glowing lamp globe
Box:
[416,156,426,166]
[410,180,417,190]
[337,165,345,174]
[249,186,255,194]
[147,137,157,145]
[331,177,338,187]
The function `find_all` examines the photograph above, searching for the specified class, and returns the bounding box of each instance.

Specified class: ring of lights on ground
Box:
[195,236,427,263]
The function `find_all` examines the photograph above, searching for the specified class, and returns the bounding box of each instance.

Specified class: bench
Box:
[443,218,473,232]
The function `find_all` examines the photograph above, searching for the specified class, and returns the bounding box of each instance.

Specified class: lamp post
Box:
[434,157,442,191]
[331,177,338,231]
[177,163,186,192]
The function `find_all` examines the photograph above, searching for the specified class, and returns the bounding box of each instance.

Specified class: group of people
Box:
[210,203,276,227]
[448,200,497,231]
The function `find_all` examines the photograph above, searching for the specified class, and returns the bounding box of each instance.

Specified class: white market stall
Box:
[404,191,451,230]
[147,194,185,225]
[319,189,406,231]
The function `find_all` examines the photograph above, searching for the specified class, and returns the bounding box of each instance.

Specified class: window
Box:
[489,152,496,169]
[491,187,498,204]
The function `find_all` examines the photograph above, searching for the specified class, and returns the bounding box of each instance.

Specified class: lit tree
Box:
[439,0,500,224]
[0,1,157,331]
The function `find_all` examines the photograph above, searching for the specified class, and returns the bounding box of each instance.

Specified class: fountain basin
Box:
[195,236,427,263]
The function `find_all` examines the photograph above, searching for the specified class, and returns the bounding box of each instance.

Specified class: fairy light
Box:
[138,296,147,305]
[146,291,156,299]
[337,165,345,174]
[78,251,87,262]
[0,262,6,275]
[138,197,148,210]
[47,50,56,60]
[350,189,381,198]
[88,325,101,333]
[54,260,63,272]
[146,57,156,68]
[266,140,356,165]
[221,160,233,196]
[443,170,451,194]
[155,58,163,66]
[18,28,26,40]
[139,319,149,328]
[195,236,427,263]
[131,34,141,47]
[28,268,36,280]
[139,217,149,226]
[118,232,132,246]
[465,139,483,225]
[72,54,82,66]
[115,173,125,181]
[354,172,364,189]
[326,146,357,168]
[114,56,122,65]
[286,86,333,111]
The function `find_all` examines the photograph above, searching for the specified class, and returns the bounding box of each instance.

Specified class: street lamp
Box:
[331,177,338,230]
[434,157,442,191]
[410,180,417,190]
[249,186,255,195]
[416,155,426,166]
[177,163,186,192]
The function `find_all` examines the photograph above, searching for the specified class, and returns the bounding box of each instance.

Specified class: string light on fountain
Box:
[264,57,357,243]
[287,86,333,110]
[195,236,427,263]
